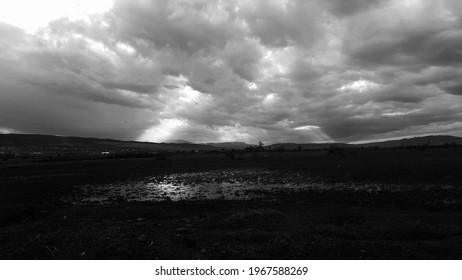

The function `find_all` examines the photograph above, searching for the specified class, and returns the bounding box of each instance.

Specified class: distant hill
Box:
[267,135,462,150]
[0,134,216,152]
[166,139,193,144]
[355,135,462,148]
[1,134,460,154]
[0,134,250,152]
[205,142,250,150]
[268,142,351,150]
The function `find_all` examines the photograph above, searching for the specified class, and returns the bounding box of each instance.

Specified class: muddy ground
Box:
[1,148,462,259]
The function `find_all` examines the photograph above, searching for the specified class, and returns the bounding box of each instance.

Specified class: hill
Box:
[1,134,460,156]
[267,135,462,150]
[0,134,216,153]
[268,142,351,150]
[166,139,193,144]
[355,135,462,148]
[205,142,250,150]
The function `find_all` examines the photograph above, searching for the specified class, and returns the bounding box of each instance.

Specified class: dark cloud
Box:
[111,0,237,55]
[240,0,324,48]
[374,85,437,104]
[0,77,153,140]
[222,39,263,82]
[348,25,462,67]
[319,104,462,141]
[441,83,462,96]
[289,60,323,84]
[325,0,389,17]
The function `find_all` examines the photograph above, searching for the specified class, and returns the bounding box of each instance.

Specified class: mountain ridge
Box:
[1,133,461,151]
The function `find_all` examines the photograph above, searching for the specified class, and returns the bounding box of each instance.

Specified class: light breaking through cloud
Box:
[1,0,461,144]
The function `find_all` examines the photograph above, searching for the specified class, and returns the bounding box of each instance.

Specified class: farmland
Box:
[1,148,462,259]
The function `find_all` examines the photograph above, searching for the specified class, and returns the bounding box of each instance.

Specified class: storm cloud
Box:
[1,0,461,143]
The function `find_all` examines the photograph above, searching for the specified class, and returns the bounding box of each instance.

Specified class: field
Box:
[1,148,462,259]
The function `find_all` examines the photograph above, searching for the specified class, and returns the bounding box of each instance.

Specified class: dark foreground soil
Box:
[1,148,462,259]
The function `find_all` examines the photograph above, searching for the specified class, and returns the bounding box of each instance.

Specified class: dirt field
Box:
[1,148,462,259]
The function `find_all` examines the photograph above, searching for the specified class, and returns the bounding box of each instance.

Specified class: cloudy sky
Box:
[1,0,461,144]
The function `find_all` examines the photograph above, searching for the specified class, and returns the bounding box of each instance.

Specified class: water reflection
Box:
[64,169,452,205]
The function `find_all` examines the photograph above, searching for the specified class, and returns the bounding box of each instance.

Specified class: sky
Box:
[0,0,461,144]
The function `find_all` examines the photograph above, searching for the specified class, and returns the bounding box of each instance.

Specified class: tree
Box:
[258,141,264,151]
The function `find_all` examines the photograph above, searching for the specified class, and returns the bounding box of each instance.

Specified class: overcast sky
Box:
[1,0,461,144]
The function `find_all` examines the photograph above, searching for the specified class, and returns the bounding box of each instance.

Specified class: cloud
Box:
[373,84,438,103]
[239,0,325,48]
[0,21,158,139]
[222,38,263,82]
[325,0,389,17]
[110,0,239,55]
[1,0,461,144]
[0,74,153,140]
[440,83,462,96]
[344,1,462,68]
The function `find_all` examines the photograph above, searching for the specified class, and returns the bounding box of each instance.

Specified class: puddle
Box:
[63,169,456,205]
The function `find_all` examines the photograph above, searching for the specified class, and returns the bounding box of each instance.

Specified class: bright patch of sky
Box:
[138,118,186,143]
[0,0,113,33]
[339,79,381,92]
[294,125,320,130]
